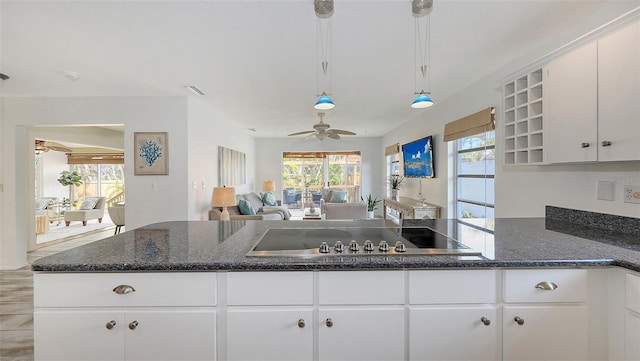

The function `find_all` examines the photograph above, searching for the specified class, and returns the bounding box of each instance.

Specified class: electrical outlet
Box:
[623,185,640,204]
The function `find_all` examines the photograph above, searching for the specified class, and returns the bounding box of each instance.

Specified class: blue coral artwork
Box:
[134,132,168,175]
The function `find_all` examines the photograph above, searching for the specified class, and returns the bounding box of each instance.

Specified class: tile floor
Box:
[0,228,115,361]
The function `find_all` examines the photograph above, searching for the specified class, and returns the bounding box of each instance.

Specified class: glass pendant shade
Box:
[411,92,434,109]
[314,93,335,110]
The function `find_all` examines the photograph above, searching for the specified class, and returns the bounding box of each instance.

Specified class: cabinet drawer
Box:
[319,271,404,305]
[226,271,313,305]
[34,273,217,308]
[409,270,497,304]
[504,269,587,303]
[626,272,640,313]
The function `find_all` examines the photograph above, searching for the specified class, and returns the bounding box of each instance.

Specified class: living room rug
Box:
[36,216,115,245]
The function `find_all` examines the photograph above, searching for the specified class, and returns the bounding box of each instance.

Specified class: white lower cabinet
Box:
[226,308,313,361]
[409,307,498,361]
[35,310,216,361]
[318,308,405,361]
[503,305,587,361]
[624,271,640,360]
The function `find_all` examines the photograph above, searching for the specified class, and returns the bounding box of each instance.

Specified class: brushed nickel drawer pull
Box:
[601,140,612,147]
[325,318,334,327]
[580,142,590,148]
[105,320,117,330]
[480,316,490,326]
[113,285,136,294]
[297,319,305,328]
[128,321,138,330]
[535,281,558,290]
[514,316,525,325]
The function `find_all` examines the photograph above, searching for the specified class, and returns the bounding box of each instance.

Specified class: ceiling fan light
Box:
[314,94,335,110]
[411,92,434,108]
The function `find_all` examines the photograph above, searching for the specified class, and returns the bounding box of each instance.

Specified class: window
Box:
[282,151,361,207]
[71,164,125,203]
[455,130,495,231]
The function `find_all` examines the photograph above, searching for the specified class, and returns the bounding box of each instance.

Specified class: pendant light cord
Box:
[415,15,430,93]
[317,17,332,95]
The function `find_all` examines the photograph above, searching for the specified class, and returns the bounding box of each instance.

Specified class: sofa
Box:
[324,202,367,220]
[209,192,291,221]
[35,197,58,217]
[64,197,106,226]
[319,188,348,213]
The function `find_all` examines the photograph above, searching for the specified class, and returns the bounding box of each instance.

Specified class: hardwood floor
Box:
[0,228,116,361]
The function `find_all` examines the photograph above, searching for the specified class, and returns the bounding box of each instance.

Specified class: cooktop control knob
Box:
[394,241,407,253]
[319,242,330,254]
[334,241,345,253]
[363,240,374,252]
[349,240,359,252]
[378,240,390,252]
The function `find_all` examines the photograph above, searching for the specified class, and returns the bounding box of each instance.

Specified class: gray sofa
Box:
[209,192,291,221]
[324,202,367,220]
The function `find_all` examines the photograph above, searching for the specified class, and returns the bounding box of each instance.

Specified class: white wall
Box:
[1,96,191,269]
[186,98,256,220]
[39,151,69,200]
[255,137,383,215]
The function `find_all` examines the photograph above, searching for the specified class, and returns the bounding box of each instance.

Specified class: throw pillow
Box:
[322,189,333,202]
[243,192,264,212]
[35,198,51,210]
[237,199,256,215]
[329,190,347,203]
[79,197,100,210]
[261,192,277,206]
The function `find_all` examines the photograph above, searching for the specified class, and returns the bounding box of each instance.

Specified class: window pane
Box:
[457,223,495,259]
[457,201,495,230]
[457,149,495,175]
[72,164,99,201]
[457,177,494,204]
[457,132,495,151]
[101,165,125,200]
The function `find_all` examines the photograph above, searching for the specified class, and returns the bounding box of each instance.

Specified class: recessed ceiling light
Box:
[185,85,205,95]
[63,70,80,80]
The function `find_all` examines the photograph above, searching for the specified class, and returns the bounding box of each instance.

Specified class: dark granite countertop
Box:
[31,217,640,273]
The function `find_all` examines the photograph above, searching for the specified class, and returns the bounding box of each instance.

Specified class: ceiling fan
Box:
[287,112,356,141]
[35,139,72,154]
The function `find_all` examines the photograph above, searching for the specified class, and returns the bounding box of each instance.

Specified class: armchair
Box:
[64,197,106,226]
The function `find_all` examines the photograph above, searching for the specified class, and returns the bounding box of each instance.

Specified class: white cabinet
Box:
[408,270,498,360]
[625,272,640,360]
[545,19,640,163]
[597,20,640,162]
[226,308,313,361]
[502,269,588,361]
[34,273,217,361]
[545,41,598,163]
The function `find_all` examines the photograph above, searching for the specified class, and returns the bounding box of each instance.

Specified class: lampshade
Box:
[314,92,335,110]
[211,187,236,207]
[262,180,276,192]
[411,92,434,109]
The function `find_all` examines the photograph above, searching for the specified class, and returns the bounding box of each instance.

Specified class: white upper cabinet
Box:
[545,19,640,163]
[597,20,640,162]
[545,41,599,163]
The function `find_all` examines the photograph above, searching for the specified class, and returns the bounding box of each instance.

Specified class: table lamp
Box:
[262,180,276,192]
[211,186,236,221]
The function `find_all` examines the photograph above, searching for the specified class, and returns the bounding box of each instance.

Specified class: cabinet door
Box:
[125,310,215,361]
[226,308,313,361]
[503,305,587,361]
[625,312,640,360]
[318,308,404,361]
[545,41,598,163]
[409,307,498,361]
[34,311,125,361]
[598,20,640,162]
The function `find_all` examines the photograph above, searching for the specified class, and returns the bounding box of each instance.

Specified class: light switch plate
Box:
[623,185,640,204]
[597,181,614,201]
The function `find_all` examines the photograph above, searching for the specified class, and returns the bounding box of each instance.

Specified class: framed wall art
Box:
[218,146,246,186]
[134,132,168,175]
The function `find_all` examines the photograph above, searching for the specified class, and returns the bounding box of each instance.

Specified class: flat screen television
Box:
[401,135,434,178]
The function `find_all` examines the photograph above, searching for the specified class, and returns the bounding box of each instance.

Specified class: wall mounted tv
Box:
[401,135,434,178]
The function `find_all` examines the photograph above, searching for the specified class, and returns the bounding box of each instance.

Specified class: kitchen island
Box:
[31,216,640,361]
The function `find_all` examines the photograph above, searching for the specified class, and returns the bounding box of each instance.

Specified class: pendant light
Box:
[314,0,335,110]
[411,0,434,109]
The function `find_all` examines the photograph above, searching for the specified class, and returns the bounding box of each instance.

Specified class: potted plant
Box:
[57,170,83,206]
[362,194,381,219]
[388,175,405,200]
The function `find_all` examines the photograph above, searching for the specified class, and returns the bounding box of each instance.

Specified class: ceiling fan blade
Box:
[304,133,318,140]
[330,129,356,135]
[328,133,340,140]
[288,130,316,136]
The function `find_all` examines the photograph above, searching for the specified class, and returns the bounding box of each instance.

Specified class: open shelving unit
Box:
[503,68,545,165]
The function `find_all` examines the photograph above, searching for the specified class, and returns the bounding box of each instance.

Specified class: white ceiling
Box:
[1,1,638,138]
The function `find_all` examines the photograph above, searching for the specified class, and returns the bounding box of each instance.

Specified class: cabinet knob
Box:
[105,320,117,330]
[325,318,334,328]
[535,281,558,290]
[601,140,612,147]
[580,142,590,148]
[514,316,525,325]
[128,321,138,330]
[112,285,136,295]
[480,316,491,326]
[297,319,305,328]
